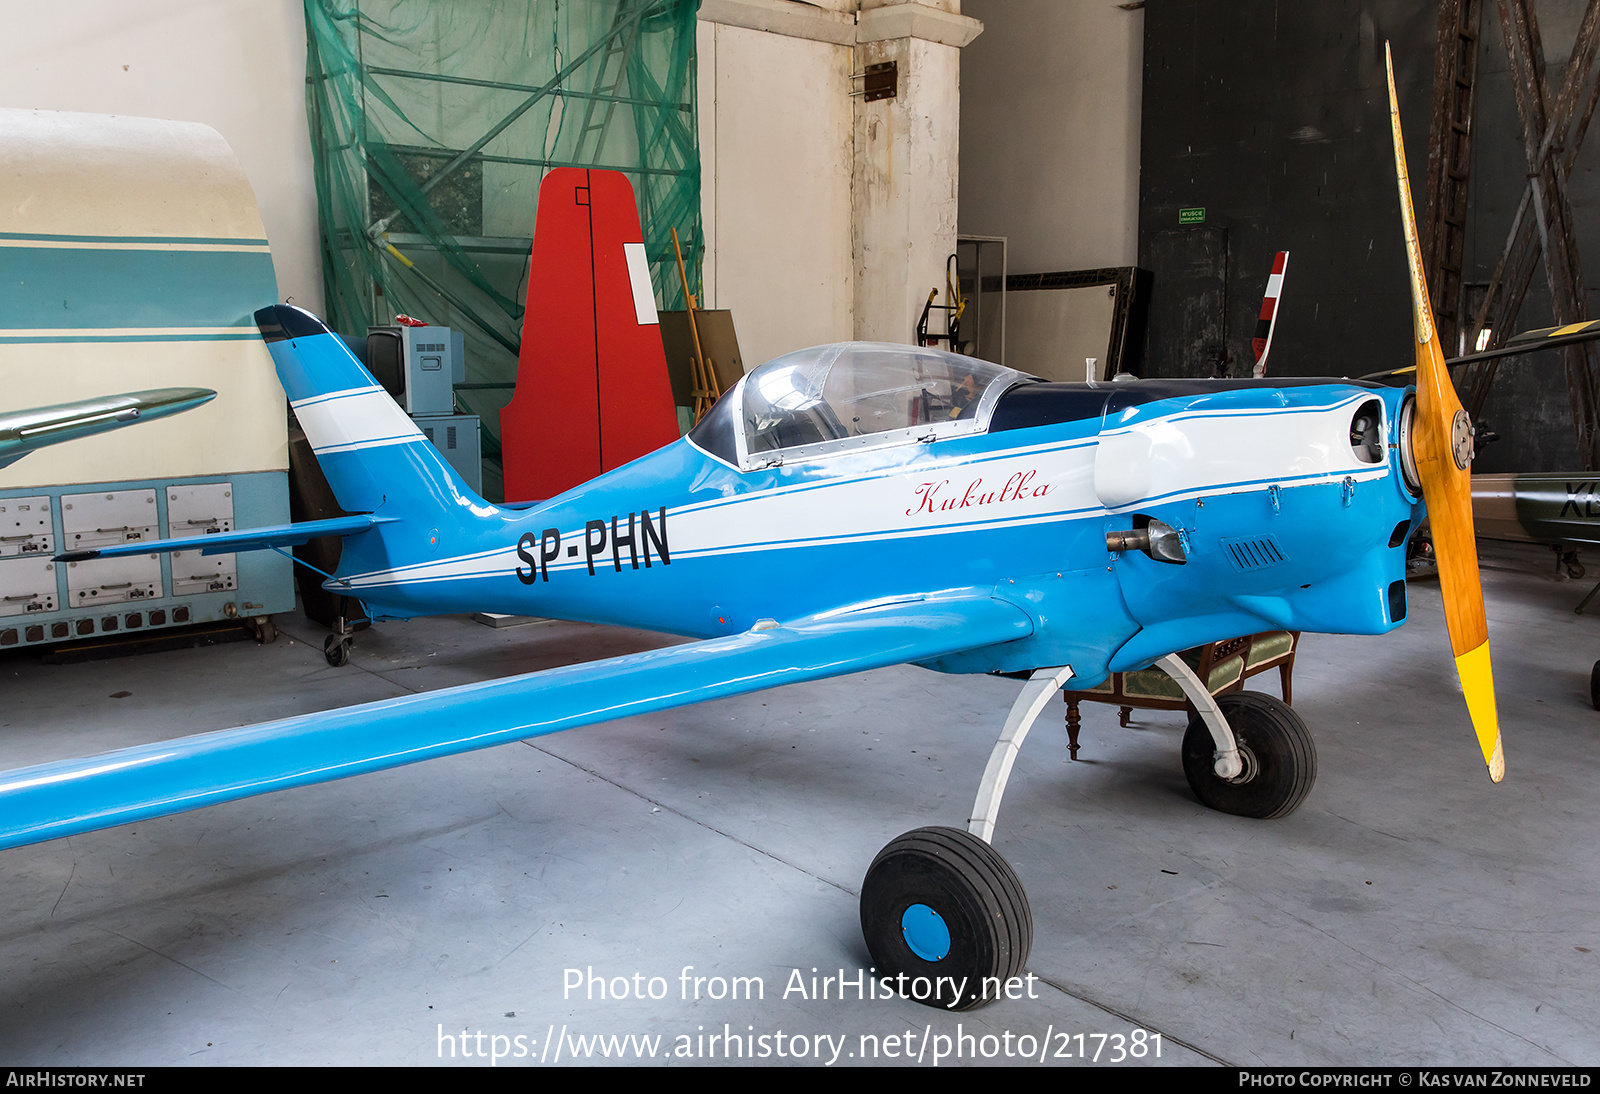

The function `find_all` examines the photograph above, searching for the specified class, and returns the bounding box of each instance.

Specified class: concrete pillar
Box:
[851,2,982,344]
[697,0,981,356]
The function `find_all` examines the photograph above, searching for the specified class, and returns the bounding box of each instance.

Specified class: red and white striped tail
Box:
[1251,251,1289,377]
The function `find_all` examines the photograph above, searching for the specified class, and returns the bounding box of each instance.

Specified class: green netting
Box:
[303,0,703,498]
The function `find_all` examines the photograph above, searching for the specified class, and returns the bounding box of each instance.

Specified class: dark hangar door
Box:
[1145,227,1229,378]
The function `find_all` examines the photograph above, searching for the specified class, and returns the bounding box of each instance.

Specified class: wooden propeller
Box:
[1386,43,1504,782]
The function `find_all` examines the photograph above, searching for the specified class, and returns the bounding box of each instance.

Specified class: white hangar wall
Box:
[0,0,323,316]
[697,0,982,370]
[697,0,1148,374]
[959,0,1144,274]
[697,12,857,370]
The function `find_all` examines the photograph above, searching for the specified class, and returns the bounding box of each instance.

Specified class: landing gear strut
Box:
[857,660,1319,1009]
[1155,654,1317,816]
[860,665,1071,1010]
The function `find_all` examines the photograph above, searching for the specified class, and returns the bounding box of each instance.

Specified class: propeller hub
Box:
[1397,396,1422,495]
[1451,409,1474,470]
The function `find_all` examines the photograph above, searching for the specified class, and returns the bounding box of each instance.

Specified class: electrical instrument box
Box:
[364,325,466,416]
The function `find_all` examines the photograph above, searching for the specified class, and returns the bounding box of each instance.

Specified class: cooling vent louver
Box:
[1220,535,1288,572]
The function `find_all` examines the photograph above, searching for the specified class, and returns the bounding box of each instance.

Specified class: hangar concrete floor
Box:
[0,540,1595,1068]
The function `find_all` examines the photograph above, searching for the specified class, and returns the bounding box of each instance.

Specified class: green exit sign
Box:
[1179,207,1206,225]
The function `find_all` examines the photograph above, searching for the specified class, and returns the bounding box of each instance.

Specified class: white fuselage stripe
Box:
[337,397,1390,592]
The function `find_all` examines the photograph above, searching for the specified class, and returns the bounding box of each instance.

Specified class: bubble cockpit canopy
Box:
[689,342,1031,470]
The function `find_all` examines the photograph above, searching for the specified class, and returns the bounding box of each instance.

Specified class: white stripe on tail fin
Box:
[255,303,484,517]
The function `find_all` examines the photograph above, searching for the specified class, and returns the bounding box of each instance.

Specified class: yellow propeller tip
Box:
[1454,643,1502,780]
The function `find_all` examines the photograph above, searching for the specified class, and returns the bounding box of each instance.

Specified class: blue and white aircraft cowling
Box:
[1092,385,1419,673]
[271,318,1418,691]
[0,109,292,646]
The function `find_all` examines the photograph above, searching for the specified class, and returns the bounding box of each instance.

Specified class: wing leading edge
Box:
[0,593,1034,850]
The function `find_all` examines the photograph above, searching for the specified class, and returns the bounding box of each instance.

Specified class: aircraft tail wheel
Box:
[859,826,1031,1011]
[323,633,351,668]
[1182,692,1316,819]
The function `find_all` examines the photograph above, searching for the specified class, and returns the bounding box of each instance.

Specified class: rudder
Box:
[255,304,483,518]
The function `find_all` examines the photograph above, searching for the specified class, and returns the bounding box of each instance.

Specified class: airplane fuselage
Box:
[331,378,1421,690]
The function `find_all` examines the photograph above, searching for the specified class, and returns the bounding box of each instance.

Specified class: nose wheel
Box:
[1181,691,1316,819]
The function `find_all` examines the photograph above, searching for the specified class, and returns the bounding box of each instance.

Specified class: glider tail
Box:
[255,304,486,521]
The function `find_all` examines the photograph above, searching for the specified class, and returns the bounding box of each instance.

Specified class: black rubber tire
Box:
[1182,691,1316,819]
[1590,660,1600,711]
[324,633,350,668]
[859,826,1031,1011]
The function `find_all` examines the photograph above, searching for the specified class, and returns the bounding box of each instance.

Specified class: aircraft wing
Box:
[0,388,215,470]
[1362,318,1600,381]
[1498,318,1600,354]
[53,514,390,561]
[0,592,1033,850]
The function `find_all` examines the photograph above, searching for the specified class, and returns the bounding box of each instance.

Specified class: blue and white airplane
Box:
[0,52,1498,1010]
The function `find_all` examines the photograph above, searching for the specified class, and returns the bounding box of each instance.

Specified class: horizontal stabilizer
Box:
[0,593,1032,850]
[55,514,387,562]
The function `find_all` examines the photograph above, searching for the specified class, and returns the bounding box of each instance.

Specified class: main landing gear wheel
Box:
[1182,691,1316,819]
[860,826,1031,1011]
[1590,661,1600,711]
[323,633,351,668]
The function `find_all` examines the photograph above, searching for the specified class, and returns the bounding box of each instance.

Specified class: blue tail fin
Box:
[255,304,484,518]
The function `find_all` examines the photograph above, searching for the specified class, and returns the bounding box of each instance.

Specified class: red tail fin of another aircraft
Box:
[500,168,680,502]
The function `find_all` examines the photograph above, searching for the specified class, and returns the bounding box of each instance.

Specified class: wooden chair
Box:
[1060,631,1300,759]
